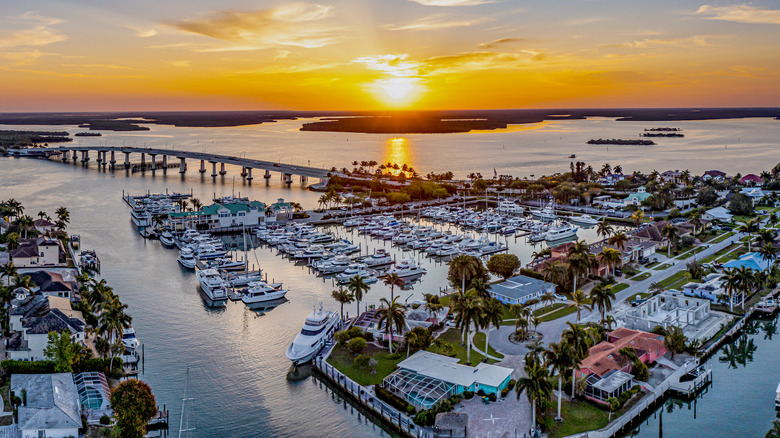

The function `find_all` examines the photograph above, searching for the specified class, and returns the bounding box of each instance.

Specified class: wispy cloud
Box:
[408,0,494,6]
[353,50,544,78]
[125,25,159,38]
[606,35,712,49]
[696,4,780,24]
[170,3,341,50]
[0,11,66,49]
[479,37,525,48]
[386,14,490,31]
[61,63,134,70]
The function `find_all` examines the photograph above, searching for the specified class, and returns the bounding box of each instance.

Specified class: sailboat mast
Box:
[179,366,190,438]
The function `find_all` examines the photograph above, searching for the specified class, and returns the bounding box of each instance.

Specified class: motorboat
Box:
[360,249,394,267]
[241,281,288,304]
[177,248,197,269]
[159,231,176,247]
[531,201,557,222]
[479,241,506,255]
[195,268,229,301]
[225,271,264,287]
[293,245,329,260]
[206,257,245,271]
[545,223,578,242]
[286,304,340,364]
[130,205,151,227]
[316,255,353,274]
[527,231,546,243]
[386,259,427,278]
[335,264,378,284]
[569,214,601,227]
[121,327,140,351]
[497,200,524,215]
[195,245,228,260]
[435,244,461,257]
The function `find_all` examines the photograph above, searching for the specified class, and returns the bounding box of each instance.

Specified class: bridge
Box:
[34,146,332,183]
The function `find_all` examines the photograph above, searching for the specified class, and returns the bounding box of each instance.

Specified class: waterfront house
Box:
[7,295,85,361]
[702,170,727,183]
[487,274,556,305]
[383,351,513,409]
[599,173,626,186]
[10,238,65,268]
[592,195,627,210]
[11,373,82,438]
[703,206,733,223]
[33,218,56,235]
[26,270,78,299]
[739,174,764,186]
[739,187,766,205]
[619,291,710,334]
[722,252,771,272]
[578,328,666,404]
[623,187,652,206]
[74,372,113,425]
[661,170,683,184]
[682,273,744,308]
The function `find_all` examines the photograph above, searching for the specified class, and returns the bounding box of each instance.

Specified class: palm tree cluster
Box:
[722,265,767,312]
[76,276,133,371]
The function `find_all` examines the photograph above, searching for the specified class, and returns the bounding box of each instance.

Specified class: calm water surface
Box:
[2,117,779,437]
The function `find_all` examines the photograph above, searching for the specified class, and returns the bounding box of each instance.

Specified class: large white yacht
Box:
[569,214,601,227]
[177,248,197,269]
[386,259,427,278]
[121,327,140,351]
[497,200,524,215]
[241,281,287,304]
[286,305,340,364]
[195,268,229,301]
[359,249,394,267]
[159,231,175,247]
[335,264,378,284]
[531,201,557,222]
[545,223,578,242]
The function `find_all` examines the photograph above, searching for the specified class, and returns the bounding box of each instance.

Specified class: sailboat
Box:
[179,367,195,438]
[226,225,264,287]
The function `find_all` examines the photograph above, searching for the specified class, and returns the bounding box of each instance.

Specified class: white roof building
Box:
[703,206,733,222]
[11,373,81,438]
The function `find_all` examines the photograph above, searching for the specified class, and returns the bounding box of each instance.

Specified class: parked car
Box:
[614,269,623,277]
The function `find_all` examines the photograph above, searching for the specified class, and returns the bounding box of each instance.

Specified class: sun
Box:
[367,77,426,108]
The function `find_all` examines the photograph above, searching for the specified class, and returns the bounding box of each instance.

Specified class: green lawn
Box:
[326,344,405,386]
[700,243,741,264]
[628,272,651,281]
[710,231,735,244]
[430,328,489,365]
[472,332,505,360]
[501,303,568,325]
[539,305,577,322]
[653,263,673,271]
[676,245,706,260]
[546,400,609,438]
[627,292,651,302]
[657,271,689,289]
[611,283,629,293]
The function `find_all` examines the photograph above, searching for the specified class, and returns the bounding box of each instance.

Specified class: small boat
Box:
[241,281,287,304]
[386,259,427,278]
[569,154,576,158]
[195,268,229,302]
[531,201,557,222]
[335,264,378,284]
[569,214,601,227]
[224,271,264,287]
[206,257,245,271]
[159,231,175,247]
[177,248,197,269]
[756,298,778,313]
[359,249,394,267]
[121,327,140,351]
[286,304,340,364]
[545,223,578,242]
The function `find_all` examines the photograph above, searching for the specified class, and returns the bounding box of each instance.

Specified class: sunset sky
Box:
[1,0,779,111]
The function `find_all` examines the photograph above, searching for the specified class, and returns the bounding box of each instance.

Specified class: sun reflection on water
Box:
[383,137,414,176]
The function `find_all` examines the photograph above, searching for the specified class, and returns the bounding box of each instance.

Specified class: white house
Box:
[11,373,82,438]
[169,199,267,230]
[703,206,733,223]
[740,187,766,205]
[7,296,85,361]
[487,275,556,305]
[10,238,64,268]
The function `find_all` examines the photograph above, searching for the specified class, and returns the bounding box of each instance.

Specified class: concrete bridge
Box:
[38,146,332,184]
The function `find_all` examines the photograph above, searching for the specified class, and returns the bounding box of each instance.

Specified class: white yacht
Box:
[130,205,151,227]
[224,271,264,287]
[241,281,287,304]
[121,327,140,351]
[531,201,557,222]
[335,264,378,284]
[545,223,578,242]
[195,268,229,301]
[386,259,427,278]
[159,231,175,247]
[360,249,394,267]
[206,258,245,271]
[195,245,228,260]
[435,244,461,257]
[286,305,340,364]
[316,255,353,274]
[569,214,601,227]
[497,200,524,215]
[177,248,197,269]
[293,245,329,260]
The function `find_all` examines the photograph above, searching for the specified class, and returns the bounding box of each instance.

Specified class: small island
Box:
[644,127,682,131]
[587,138,656,145]
[75,132,102,137]
[641,132,684,137]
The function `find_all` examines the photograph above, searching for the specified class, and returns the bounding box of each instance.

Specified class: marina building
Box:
[383,351,513,409]
[169,198,267,230]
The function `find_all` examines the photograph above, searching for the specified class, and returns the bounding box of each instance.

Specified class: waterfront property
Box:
[10,237,66,268]
[74,372,113,425]
[703,206,733,222]
[624,186,653,206]
[722,251,771,271]
[383,351,513,409]
[486,274,556,305]
[618,291,711,337]
[578,328,666,404]
[11,373,82,438]
[682,273,744,307]
[6,295,86,361]
[169,198,268,230]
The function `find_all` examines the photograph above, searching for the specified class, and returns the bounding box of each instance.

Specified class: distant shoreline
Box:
[0,108,777,133]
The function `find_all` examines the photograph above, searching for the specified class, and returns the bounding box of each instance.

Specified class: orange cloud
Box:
[696,4,780,24]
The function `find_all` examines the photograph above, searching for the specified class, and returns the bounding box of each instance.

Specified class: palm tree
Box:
[630,210,645,226]
[423,293,443,314]
[191,198,203,211]
[376,296,406,354]
[480,297,504,362]
[545,340,576,420]
[766,419,780,438]
[739,218,760,252]
[515,357,553,432]
[562,322,591,399]
[735,265,754,310]
[607,232,629,251]
[662,223,679,257]
[566,240,592,294]
[589,284,616,320]
[331,288,354,323]
[98,296,132,371]
[55,206,70,225]
[383,273,405,301]
[531,247,552,262]
[689,210,703,237]
[347,275,370,316]
[452,290,481,365]
[597,247,622,276]
[541,292,556,309]
[15,215,35,239]
[596,219,613,240]
[769,213,779,230]
[0,262,17,283]
[759,243,777,272]
[448,255,480,294]
[568,289,592,322]
[723,268,741,312]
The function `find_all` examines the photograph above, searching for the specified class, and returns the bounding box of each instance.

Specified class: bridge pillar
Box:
[141,153,146,169]
[110,151,116,170]
[96,151,103,164]
[81,150,89,163]
[246,168,253,181]
[284,173,293,185]
[61,152,68,162]
[199,160,206,173]
[124,152,130,169]
[219,162,227,176]
[211,161,217,178]
[149,154,156,170]
[162,155,168,172]
[264,169,271,179]
[300,175,307,183]
[179,157,186,174]
[241,167,247,178]
[72,151,78,162]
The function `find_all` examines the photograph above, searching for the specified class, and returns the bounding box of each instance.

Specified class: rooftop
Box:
[488,275,554,300]
[11,373,81,431]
